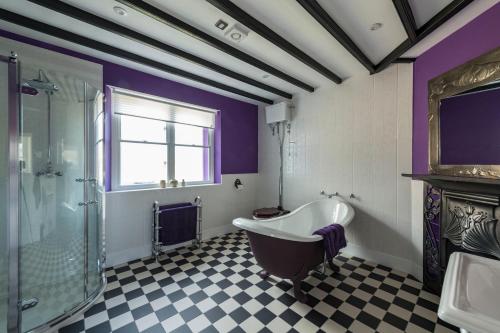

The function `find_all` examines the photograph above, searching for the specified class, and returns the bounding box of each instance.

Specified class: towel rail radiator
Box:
[152,196,202,262]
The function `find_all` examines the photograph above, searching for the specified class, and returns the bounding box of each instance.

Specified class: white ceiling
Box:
[317,0,408,64]
[0,0,497,105]
[403,0,498,57]
[409,0,454,28]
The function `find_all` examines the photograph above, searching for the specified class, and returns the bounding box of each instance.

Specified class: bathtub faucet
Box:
[320,190,338,199]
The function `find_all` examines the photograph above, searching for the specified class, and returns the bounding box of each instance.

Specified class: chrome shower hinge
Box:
[20,298,39,311]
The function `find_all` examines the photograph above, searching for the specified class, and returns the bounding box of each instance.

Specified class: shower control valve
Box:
[75,178,97,183]
[78,200,98,207]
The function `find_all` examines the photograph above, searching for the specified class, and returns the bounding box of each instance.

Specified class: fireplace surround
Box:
[404,46,500,293]
[405,174,500,293]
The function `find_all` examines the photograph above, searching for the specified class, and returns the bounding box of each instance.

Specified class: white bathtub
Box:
[233,198,355,243]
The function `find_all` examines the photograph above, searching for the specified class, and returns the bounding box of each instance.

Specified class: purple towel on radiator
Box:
[158,203,197,246]
[313,224,346,260]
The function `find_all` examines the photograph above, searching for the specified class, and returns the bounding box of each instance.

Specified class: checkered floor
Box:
[1,224,101,332]
[59,231,458,333]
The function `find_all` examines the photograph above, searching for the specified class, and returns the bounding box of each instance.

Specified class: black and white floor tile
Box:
[59,231,458,333]
[2,227,89,331]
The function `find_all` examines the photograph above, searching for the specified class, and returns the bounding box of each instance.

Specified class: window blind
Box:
[112,88,216,129]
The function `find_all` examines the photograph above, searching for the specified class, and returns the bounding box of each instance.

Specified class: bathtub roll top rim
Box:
[233,198,354,243]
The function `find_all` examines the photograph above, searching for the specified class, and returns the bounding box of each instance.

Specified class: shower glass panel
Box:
[86,86,105,298]
[18,65,104,332]
[0,57,10,333]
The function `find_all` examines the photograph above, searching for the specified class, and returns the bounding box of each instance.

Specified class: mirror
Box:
[429,46,500,178]
[439,80,500,165]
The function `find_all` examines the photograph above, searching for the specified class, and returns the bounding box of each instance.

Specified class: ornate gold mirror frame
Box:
[428,46,500,179]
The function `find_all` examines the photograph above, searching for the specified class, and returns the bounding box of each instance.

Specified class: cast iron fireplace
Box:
[421,178,500,293]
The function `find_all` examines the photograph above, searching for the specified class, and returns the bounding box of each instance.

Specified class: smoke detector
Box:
[224,23,249,43]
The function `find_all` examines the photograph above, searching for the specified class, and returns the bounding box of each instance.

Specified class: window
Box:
[111,87,216,190]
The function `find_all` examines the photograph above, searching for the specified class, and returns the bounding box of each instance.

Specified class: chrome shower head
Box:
[21,83,39,96]
[24,79,59,93]
[23,69,59,94]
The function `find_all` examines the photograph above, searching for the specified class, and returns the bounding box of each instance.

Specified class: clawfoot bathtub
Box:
[233,198,354,302]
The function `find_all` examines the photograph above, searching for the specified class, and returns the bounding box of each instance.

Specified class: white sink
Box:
[438,252,500,333]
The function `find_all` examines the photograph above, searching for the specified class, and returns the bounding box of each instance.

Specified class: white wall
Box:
[105,173,257,266]
[258,64,420,277]
[0,37,103,89]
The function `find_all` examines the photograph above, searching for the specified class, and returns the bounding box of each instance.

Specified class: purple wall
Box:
[440,88,500,165]
[103,63,258,188]
[412,3,500,173]
[0,29,259,189]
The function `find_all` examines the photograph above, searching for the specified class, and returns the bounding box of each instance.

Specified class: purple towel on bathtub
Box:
[313,224,346,260]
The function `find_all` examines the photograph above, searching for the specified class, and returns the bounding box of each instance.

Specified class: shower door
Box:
[0,54,10,333]
[18,66,105,332]
[85,86,105,299]
[1,53,20,333]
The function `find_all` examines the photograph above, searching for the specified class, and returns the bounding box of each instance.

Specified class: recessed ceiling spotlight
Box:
[113,6,128,16]
[224,24,249,43]
[230,32,242,41]
[370,22,383,31]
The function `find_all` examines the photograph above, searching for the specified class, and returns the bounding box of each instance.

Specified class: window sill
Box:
[108,182,220,194]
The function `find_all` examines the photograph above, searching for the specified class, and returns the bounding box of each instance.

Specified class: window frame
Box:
[110,88,215,191]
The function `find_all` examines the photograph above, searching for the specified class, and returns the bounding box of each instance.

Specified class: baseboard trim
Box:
[343,243,421,280]
[413,264,423,281]
[106,224,238,267]
[203,224,239,240]
[106,245,150,268]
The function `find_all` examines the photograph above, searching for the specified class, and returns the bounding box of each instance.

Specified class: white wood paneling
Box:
[397,64,414,261]
[106,173,258,266]
[372,65,399,257]
[351,74,375,249]
[258,63,416,275]
[335,79,354,200]
[257,107,280,207]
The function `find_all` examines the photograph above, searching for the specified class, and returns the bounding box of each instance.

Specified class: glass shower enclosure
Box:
[1,52,106,333]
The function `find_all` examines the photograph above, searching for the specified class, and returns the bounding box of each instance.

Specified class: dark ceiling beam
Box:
[0,9,274,104]
[206,0,343,84]
[375,0,474,73]
[393,57,416,63]
[116,0,314,93]
[392,0,417,41]
[296,0,375,73]
[28,0,292,99]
